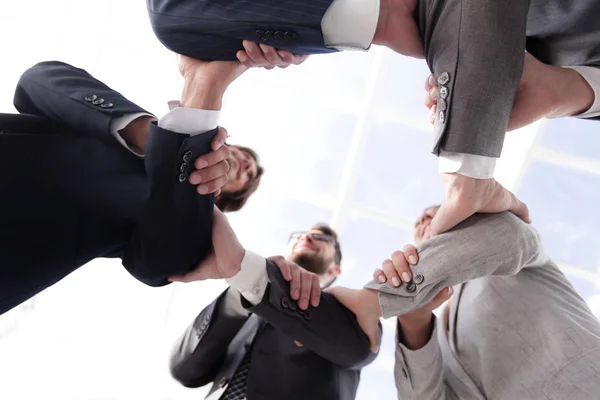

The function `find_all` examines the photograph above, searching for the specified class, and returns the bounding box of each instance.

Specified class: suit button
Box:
[437,72,450,85]
[219,377,228,388]
[92,98,105,105]
[180,162,189,173]
[100,102,113,109]
[439,111,446,124]
[183,151,193,163]
[85,94,97,102]
[439,86,448,99]
[405,282,417,293]
[255,29,266,41]
[265,30,275,40]
[178,172,189,183]
[274,31,284,41]
[438,99,447,112]
[284,31,297,42]
[413,274,424,285]
[304,310,312,320]
[281,297,290,309]
[289,302,297,311]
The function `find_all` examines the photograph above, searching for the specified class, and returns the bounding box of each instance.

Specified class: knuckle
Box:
[402,244,416,253]
[391,250,405,262]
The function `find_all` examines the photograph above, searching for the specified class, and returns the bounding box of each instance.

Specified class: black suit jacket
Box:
[147,0,599,158]
[0,61,216,315]
[170,262,382,400]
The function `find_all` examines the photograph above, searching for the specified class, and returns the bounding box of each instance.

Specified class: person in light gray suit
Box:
[329,207,600,399]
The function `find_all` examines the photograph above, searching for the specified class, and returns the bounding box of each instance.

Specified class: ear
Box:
[328,264,341,279]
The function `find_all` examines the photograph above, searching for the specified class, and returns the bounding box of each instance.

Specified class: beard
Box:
[289,251,331,275]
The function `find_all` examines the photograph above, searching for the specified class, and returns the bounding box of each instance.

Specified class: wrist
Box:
[398,313,434,350]
[553,67,595,117]
[221,247,245,279]
[180,75,227,110]
[398,311,433,330]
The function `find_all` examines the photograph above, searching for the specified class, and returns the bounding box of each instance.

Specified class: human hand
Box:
[268,256,321,310]
[187,127,230,196]
[373,245,419,287]
[424,53,595,130]
[326,287,381,352]
[236,40,309,69]
[428,174,530,237]
[169,207,244,282]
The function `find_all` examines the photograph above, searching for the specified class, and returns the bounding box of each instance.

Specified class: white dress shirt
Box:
[109,101,220,156]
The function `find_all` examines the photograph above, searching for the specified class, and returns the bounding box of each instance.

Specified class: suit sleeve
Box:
[121,122,217,286]
[244,261,382,370]
[365,213,548,318]
[170,288,251,387]
[13,61,150,142]
[14,62,217,286]
[422,0,529,157]
[394,317,458,400]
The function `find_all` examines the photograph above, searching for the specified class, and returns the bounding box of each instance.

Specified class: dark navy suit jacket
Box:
[0,61,215,315]
[147,0,337,61]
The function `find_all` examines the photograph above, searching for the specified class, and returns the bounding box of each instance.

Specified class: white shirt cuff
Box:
[438,151,497,179]
[321,0,379,51]
[225,250,269,305]
[110,112,154,157]
[565,66,600,118]
[157,100,220,136]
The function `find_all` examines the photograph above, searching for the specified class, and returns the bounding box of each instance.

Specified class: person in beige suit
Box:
[330,207,600,400]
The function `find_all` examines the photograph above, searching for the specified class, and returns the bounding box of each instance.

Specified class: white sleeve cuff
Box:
[225,250,269,305]
[321,0,379,51]
[157,100,220,136]
[565,66,600,118]
[110,112,154,157]
[438,151,497,179]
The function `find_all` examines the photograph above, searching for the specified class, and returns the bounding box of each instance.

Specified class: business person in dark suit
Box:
[0,59,268,315]
[169,209,381,400]
[147,0,600,238]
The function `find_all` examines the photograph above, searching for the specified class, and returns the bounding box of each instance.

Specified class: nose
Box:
[299,233,314,244]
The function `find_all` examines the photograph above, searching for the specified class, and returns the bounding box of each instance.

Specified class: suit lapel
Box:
[440,282,486,400]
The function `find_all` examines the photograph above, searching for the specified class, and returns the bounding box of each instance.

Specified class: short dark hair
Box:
[215,145,264,212]
[311,223,342,265]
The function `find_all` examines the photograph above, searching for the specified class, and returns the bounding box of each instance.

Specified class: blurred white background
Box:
[1,1,599,399]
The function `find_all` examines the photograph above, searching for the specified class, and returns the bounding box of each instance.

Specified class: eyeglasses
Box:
[288,231,341,265]
[288,231,336,246]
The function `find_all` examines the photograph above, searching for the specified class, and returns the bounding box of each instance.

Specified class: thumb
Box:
[429,198,474,237]
[508,192,532,224]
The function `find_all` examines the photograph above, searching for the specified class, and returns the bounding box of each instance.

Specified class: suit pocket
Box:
[542,348,600,400]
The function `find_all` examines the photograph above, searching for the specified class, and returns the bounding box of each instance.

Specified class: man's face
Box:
[222,146,259,193]
[413,206,440,245]
[287,229,337,275]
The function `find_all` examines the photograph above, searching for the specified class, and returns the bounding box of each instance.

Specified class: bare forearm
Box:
[398,314,434,350]
[552,67,595,117]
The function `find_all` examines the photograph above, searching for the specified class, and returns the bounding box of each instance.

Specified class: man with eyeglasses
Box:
[168,211,381,400]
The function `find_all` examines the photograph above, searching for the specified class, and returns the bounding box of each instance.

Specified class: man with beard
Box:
[169,219,381,400]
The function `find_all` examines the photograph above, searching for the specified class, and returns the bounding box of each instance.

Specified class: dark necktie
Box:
[221,346,253,400]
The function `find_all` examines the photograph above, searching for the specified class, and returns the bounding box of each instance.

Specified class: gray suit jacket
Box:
[365,213,600,399]
[418,0,600,157]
